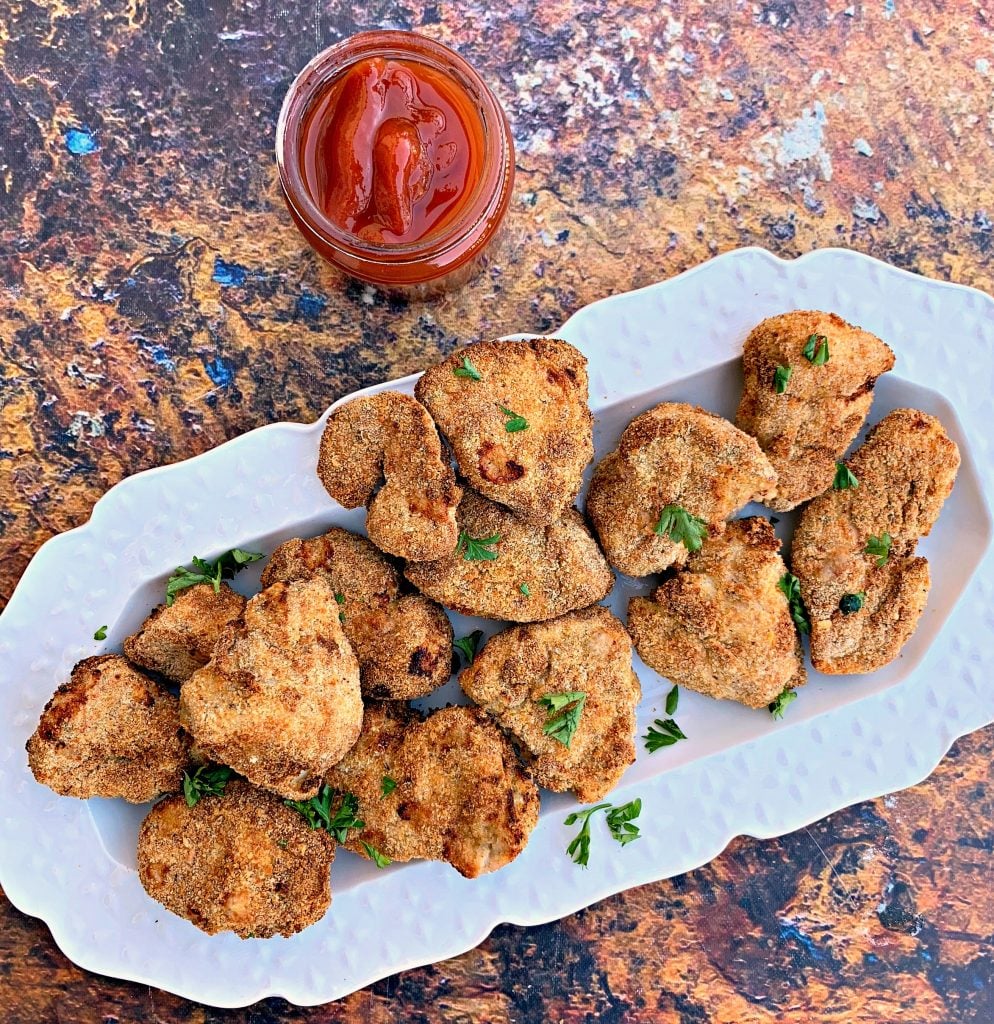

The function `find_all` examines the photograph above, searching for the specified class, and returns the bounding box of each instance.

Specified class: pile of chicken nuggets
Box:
[26,317,960,939]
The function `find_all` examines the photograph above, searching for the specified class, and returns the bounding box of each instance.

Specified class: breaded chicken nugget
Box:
[792,408,959,674]
[404,489,613,622]
[414,338,593,524]
[460,606,640,802]
[736,310,895,511]
[325,703,539,878]
[317,391,461,561]
[124,583,245,683]
[628,518,805,708]
[261,528,452,700]
[26,655,189,802]
[587,402,777,577]
[137,781,335,938]
[180,577,362,800]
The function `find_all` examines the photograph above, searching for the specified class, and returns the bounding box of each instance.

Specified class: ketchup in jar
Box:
[277,33,514,293]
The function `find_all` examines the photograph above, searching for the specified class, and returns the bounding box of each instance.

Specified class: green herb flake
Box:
[564,799,643,867]
[865,532,892,567]
[654,504,708,553]
[833,462,860,490]
[839,592,866,615]
[643,718,687,752]
[519,582,530,596]
[606,799,642,847]
[361,841,392,868]
[773,364,792,394]
[165,548,263,606]
[182,764,234,808]
[285,786,364,842]
[564,802,611,867]
[453,629,485,666]
[769,687,798,720]
[665,684,679,716]
[802,333,830,365]
[538,691,587,748]
[457,531,500,561]
[93,625,108,641]
[453,355,482,381]
[381,775,397,797]
[499,406,528,432]
[778,572,811,635]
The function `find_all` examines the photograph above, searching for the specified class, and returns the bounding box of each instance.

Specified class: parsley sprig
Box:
[285,785,364,841]
[453,355,482,381]
[654,504,707,553]
[381,775,397,797]
[865,532,892,567]
[565,799,642,867]
[93,625,108,641]
[453,629,485,665]
[457,531,500,561]
[644,717,686,752]
[538,691,587,748]
[773,364,792,394]
[361,841,392,868]
[803,333,830,365]
[165,548,262,606]
[778,572,810,635]
[182,764,234,807]
[499,406,528,432]
[769,687,798,720]
[833,462,859,490]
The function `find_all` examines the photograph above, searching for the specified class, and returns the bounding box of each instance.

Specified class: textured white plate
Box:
[1,247,992,1008]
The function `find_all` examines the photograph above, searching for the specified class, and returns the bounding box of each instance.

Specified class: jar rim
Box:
[276,31,513,268]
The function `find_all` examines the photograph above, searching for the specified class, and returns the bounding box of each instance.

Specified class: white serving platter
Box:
[0,247,991,1007]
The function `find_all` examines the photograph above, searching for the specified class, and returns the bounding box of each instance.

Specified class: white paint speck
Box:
[853,197,882,221]
[854,138,874,157]
[754,102,832,181]
[976,58,991,76]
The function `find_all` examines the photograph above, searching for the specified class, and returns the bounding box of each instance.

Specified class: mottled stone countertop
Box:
[1,1,992,1021]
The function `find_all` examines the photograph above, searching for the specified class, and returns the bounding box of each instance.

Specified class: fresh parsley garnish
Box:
[839,592,866,615]
[381,775,397,797]
[769,687,798,720]
[778,572,810,635]
[335,593,347,624]
[93,625,108,641]
[802,333,830,365]
[285,786,364,841]
[773,364,792,394]
[182,764,234,808]
[665,684,679,716]
[833,462,859,490]
[654,504,707,552]
[361,841,392,868]
[499,406,528,432]
[457,531,500,561]
[453,629,484,665]
[519,582,530,596]
[865,532,892,567]
[643,717,687,752]
[564,799,642,867]
[165,548,262,606]
[453,355,482,381]
[538,691,587,748]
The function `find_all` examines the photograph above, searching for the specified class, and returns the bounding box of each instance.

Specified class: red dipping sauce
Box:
[277,33,514,293]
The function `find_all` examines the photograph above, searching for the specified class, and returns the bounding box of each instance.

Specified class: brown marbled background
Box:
[1,0,992,1020]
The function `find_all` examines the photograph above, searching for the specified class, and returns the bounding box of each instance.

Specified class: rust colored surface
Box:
[1,1,991,1020]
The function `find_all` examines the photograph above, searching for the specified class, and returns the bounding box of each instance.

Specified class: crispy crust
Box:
[262,529,452,700]
[792,408,959,674]
[404,489,614,623]
[736,310,896,511]
[179,577,362,800]
[460,606,640,802]
[137,781,335,938]
[316,391,462,562]
[325,703,540,878]
[587,402,777,577]
[628,518,805,708]
[123,582,246,683]
[26,655,189,802]
[414,338,593,524]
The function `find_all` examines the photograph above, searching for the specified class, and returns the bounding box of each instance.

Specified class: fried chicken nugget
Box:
[325,703,539,878]
[587,403,777,577]
[404,489,613,622]
[137,781,335,938]
[414,338,593,524]
[736,311,895,511]
[124,582,246,683]
[628,518,805,708]
[180,577,362,800]
[460,606,640,802]
[26,655,189,802]
[261,528,452,700]
[317,391,462,561]
[792,408,959,674]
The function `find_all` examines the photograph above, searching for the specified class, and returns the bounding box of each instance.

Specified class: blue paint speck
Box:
[203,357,234,387]
[864,952,879,964]
[146,344,175,372]
[212,256,248,288]
[779,923,828,962]
[65,127,98,155]
[296,291,327,320]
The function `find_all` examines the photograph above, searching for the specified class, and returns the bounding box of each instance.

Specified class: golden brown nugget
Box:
[736,310,895,511]
[414,338,593,524]
[326,703,539,878]
[404,489,613,623]
[180,577,362,800]
[792,408,959,674]
[317,391,461,561]
[124,582,246,683]
[262,528,452,700]
[628,518,805,708]
[26,655,189,802]
[137,781,335,938]
[460,606,640,802]
[587,402,777,577]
